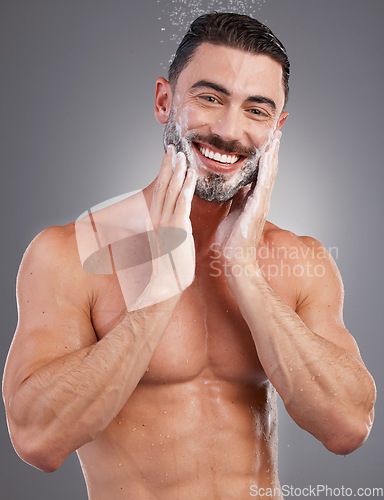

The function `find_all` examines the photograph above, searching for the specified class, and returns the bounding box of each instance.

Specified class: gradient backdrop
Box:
[1,1,383,498]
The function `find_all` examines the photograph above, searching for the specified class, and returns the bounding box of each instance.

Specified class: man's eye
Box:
[249,109,264,115]
[248,108,269,119]
[200,95,218,103]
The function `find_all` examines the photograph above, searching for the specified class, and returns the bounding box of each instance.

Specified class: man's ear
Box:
[154,77,173,124]
[276,111,289,130]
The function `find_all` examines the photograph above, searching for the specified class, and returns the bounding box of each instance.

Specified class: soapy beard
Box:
[163,110,262,202]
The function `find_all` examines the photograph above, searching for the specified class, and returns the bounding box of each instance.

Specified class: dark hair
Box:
[168,12,290,107]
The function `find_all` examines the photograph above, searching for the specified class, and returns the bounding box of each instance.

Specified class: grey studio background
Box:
[1,0,383,498]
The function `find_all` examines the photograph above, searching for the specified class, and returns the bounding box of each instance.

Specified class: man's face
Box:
[158,43,288,202]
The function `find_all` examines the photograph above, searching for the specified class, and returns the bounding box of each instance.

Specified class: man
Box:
[2,12,376,499]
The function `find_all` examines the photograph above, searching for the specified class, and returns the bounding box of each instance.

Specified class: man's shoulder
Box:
[263,221,334,265]
[20,223,81,276]
[262,220,343,305]
[20,223,81,280]
[27,223,77,256]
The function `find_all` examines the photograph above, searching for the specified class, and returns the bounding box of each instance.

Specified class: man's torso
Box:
[73,196,299,498]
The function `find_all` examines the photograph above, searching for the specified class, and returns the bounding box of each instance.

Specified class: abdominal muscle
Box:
[76,257,290,499]
[77,376,279,500]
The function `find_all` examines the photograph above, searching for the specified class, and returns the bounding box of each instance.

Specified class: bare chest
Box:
[89,257,296,386]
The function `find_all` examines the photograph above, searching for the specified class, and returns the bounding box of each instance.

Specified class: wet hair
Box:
[168,12,290,107]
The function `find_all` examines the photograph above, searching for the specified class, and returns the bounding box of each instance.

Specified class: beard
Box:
[163,109,263,202]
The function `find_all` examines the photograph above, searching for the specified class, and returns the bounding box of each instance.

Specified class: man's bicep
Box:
[5,226,97,392]
[295,238,362,359]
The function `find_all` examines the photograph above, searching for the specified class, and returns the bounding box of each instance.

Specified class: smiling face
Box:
[155,43,288,202]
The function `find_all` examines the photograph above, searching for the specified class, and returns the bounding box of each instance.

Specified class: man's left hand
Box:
[214,130,281,271]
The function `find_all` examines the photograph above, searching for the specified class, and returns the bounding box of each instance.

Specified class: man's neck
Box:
[189,195,231,255]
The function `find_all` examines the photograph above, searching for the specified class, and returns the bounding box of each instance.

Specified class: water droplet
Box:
[156,0,268,70]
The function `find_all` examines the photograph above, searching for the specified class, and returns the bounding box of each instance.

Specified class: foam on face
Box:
[239,129,277,239]
[164,106,274,202]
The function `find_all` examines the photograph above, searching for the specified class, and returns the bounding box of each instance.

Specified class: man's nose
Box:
[209,106,244,144]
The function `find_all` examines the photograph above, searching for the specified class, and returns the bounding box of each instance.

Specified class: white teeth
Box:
[198,145,240,165]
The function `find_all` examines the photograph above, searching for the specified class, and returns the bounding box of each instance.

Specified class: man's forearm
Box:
[7,295,179,471]
[227,265,375,454]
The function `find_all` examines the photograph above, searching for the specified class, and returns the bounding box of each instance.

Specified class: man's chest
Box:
[88,255,297,385]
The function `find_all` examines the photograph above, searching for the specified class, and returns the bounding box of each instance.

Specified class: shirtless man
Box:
[3,12,376,500]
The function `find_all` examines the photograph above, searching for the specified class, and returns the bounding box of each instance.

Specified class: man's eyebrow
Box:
[246,95,276,111]
[190,80,277,111]
[190,80,230,96]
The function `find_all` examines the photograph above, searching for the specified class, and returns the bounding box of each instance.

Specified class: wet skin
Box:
[73,198,296,498]
[3,43,375,500]
[76,219,289,499]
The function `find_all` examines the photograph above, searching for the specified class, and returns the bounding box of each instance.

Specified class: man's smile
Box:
[192,140,248,174]
[163,110,261,201]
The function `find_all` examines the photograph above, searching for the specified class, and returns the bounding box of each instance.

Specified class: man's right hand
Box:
[133,145,197,309]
